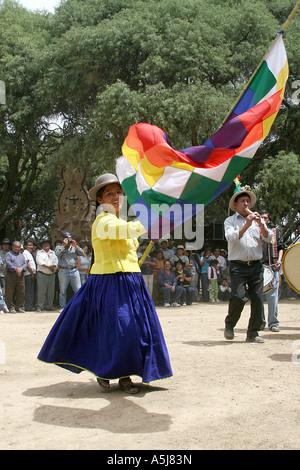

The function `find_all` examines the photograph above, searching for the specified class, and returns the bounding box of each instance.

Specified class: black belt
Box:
[231,260,260,267]
[60,267,76,270]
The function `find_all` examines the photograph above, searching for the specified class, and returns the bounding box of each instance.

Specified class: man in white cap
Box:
[170,245,189,267]
[224,179,273,343]
[160,239,174,261]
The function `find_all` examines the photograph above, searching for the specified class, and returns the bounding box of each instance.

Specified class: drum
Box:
[282,242,300,295]
[263,265,275,293]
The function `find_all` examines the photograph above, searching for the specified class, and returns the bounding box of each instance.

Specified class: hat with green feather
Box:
[228,176,256,214]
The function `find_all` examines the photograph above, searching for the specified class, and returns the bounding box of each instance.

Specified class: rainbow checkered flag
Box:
[116,33,288,241]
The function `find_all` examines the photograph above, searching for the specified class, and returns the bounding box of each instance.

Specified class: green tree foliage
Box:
[255,151,300,242]
[0,0,299,241]
[0,0,61,239]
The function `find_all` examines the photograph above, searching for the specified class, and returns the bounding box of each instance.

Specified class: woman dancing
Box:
[38,173,172,394]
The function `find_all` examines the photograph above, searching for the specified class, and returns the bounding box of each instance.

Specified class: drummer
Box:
[223,179,273,343]
[260,210,284,332]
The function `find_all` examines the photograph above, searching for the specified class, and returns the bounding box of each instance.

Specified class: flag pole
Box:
[281,0,300,32]
[139,240,154,266]
[221,0,300,126]
[139,1,300,265]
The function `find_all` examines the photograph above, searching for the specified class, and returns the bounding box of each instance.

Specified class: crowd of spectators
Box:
[0,234,91,313]
[0,233,233,313]
[6,233,296,312]
[1,233,297,314]
[137,238,231,307]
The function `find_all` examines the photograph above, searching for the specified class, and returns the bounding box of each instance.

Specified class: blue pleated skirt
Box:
[38,272,172,384]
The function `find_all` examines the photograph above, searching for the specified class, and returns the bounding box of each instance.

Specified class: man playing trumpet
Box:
[223,178,273,343]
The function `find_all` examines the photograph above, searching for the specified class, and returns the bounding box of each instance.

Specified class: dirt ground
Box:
[1,298,300,451]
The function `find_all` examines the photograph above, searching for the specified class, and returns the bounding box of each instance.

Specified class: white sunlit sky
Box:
[18,0,61,13]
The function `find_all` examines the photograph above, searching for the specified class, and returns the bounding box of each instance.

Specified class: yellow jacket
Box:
[90,212,147,274]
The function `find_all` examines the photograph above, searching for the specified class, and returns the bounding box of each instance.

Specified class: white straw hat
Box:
[228,176,256,213]
[88,173,120,200]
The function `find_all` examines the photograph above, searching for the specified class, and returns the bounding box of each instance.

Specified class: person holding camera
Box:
[55,232,84,309]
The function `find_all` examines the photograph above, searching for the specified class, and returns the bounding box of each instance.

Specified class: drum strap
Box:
[272,228,278,261]
[268,228,278,266]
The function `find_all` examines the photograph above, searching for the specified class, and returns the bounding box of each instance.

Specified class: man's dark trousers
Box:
[24,275,36,311]
[225,260,264,338]
[5,271,25,311]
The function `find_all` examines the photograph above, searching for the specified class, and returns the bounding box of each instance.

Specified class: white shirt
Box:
[220,284,231,293]
[23,249,36,276]
[224,212,273,262]
[211,254,226,270]
[36,249,58,275]
[208,266,218,280]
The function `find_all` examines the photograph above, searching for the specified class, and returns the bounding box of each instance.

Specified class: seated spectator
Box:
[174,260,196,305]
[187,250,201,299]
[157,260,184,307]
[218,278,232,301]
